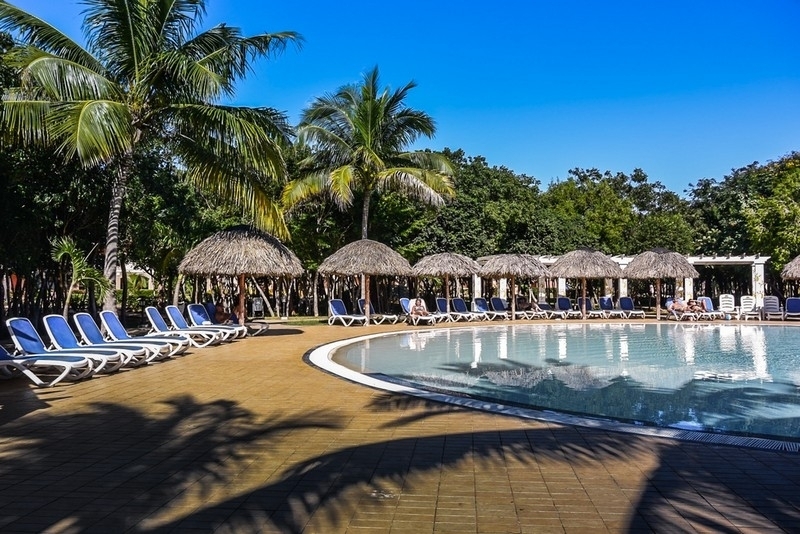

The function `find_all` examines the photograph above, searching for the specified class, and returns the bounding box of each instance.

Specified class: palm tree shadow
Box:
[0,395,341,532]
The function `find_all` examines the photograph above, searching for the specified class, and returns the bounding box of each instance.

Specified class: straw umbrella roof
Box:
[479,254,552,279]
[781,254,800,280]
[318,239,412,276]
[178,225,303,277]
[624,248,699,279]
[549,248,624,279]
[479,254,551,320]
[412,253,480,277]
[623,248,698,321]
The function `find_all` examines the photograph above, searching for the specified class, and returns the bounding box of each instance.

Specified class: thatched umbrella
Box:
[479,254,552,320]
[412,253,480,312]
[549,248,624,318]
[318,239,412,325]
[179,225,304,320]
[623,248,699,320]
[781,254,800,281]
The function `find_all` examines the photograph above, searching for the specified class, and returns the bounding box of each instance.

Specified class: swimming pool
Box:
[312,323,800,445]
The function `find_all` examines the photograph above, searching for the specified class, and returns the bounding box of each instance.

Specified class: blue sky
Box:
[10,0,800,195]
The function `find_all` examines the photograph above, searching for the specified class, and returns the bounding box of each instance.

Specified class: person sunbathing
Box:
[687,299,705,313]
[669,298,688,312]
[411,298,430,316]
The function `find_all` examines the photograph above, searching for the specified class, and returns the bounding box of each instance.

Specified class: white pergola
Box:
[475,254,770,307]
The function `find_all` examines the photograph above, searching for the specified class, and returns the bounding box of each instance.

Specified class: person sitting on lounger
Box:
[411,298,430,316]
[669,298,688,312]
[687,299,705,313]
[215,303,233,324]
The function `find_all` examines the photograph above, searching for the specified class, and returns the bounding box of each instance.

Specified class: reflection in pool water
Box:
[332,323,800,440]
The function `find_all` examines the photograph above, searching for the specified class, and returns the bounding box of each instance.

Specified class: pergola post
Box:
[753,262,766,307]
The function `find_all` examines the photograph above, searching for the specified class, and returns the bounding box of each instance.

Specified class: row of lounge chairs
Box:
[1,304,250,387]
[666,294,795,322]
[327,296,650,326]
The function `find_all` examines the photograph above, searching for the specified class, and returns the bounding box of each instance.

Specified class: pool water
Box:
[332,323,800,440]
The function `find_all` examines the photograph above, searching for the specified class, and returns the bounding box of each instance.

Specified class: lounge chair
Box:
[577,297,605,319]
[186,304,248,339]
[665,298,697,321]
[437,297,465,322]
[452,297,485,321]
[762,295,784,320]
[737,295,760,321]
[8,316,121,374]
[400,298,438,325]
[473,297,507,320]
[535,302,566,320]
[74,312,170,363]
[357,298,400,325]
[489,297,529,320]
[168,305,238,341]
[696,297,725,320]
[328,299,367,326]
[784,297,800,321]
[556,297,583,319]
[0,344,93,387]
[598,296,626,319]
[99,310,190,357]
[148,306,224,347]
[42,314,127,373]
[618,297,646,319]
[718,294,736,320]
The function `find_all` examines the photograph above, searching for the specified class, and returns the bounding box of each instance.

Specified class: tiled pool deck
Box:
[2,321,800,533]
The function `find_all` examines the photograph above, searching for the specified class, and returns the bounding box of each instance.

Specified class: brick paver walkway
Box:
[1,322,800,533]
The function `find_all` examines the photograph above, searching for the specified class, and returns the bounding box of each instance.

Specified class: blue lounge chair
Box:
[8,316,121,374]
[328,299,367,326]
[784,297,800,321]
[400,298,438,325]
[46,313,150,367]
[357,298,400,324]
[436,297,475,321]
[452,297,484,321]
[696,296,724,320]
[535,302,566,320]
[598,296,626,319]
[42,314,127,373]
[577,297,605,319]
[0,344,93,387]
[74,312,169,363]
[186,304,248,338]
[473,297,507,320]
[490,297,531,320]
[147,306,223,347]
[618,297,646,319]
[556,297,583,319]
[99,310,190,357]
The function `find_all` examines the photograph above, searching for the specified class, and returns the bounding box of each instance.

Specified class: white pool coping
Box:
[307,325,800,453]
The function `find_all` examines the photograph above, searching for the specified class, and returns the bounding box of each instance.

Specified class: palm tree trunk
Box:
[361,193,371,239]
[103,160,131,312]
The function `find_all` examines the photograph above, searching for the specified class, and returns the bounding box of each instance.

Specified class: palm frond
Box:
[166,103,287,178]
[1,92,51,145]
[328,166,355,208]
[378,167,454,206]
[281,172,329,208]
[0,1,102,71]
[48,100,133,166]
[19,49,120,100]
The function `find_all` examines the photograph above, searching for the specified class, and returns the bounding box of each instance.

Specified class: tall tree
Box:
[0,0,299,309]
[283,66,455,239]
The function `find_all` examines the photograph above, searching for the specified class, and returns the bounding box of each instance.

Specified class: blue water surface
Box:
[332,323,800,440]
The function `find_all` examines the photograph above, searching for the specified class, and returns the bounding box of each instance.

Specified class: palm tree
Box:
[51,236,110,317]
[283,66,455,239]
[0,0,299,310]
